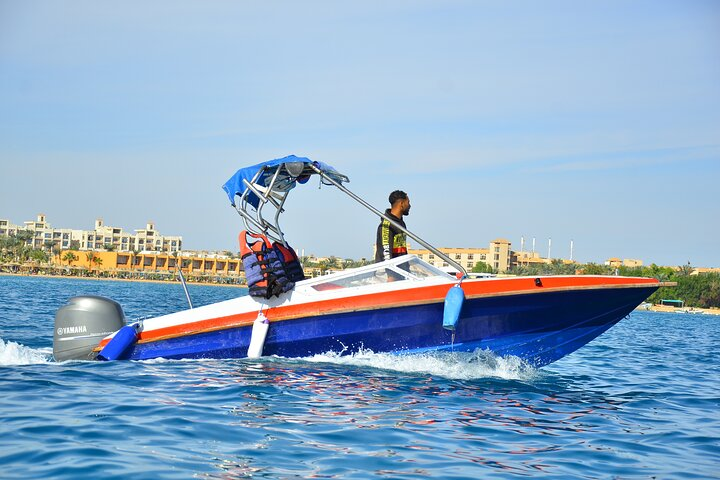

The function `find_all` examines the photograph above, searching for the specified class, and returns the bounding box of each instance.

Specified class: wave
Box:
[0,338,52,365]
[300,348,539,381]
[0,335,538,381]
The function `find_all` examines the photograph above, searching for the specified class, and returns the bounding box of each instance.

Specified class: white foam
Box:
[0,338,52,365]
[301,348,539,381]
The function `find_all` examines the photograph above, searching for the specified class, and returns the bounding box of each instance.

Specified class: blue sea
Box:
[1,275,718,479]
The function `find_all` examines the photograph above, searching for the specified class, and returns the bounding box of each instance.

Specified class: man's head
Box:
[389,190,411,216]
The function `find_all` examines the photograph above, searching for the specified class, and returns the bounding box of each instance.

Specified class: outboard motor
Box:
[53,296,126,362]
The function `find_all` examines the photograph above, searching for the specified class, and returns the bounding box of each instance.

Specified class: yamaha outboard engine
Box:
[53,296,126,362]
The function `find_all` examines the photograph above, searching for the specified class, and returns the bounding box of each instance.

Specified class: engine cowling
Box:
[53,296,125,362]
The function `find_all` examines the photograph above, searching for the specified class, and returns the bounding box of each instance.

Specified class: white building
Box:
[0,214,182,253]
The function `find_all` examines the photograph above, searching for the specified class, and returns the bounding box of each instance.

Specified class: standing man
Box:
[375,190,411,262]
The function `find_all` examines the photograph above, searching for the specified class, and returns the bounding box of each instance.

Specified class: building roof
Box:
[408,247,489,254]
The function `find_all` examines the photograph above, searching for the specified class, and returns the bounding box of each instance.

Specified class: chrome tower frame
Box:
[230,160,467,275]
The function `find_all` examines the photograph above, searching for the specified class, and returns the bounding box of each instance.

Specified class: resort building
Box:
[691,267,720,275]
[409,238,590,273]
[0,214,182,253]
[514,250,553,267]
[409,238,513,272]
[53,249,243,279]
[605,258,643,268]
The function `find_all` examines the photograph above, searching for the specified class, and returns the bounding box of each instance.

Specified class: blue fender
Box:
[443,284,465,331]
[97,323,140,361]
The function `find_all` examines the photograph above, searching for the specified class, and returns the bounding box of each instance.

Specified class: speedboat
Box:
[52,156,661,367]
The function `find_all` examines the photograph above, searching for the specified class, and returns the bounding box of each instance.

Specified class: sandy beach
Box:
[638,304,720,316]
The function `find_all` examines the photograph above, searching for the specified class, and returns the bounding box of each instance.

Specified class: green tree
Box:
[29,249,49,263]
[11,231,33,262]
[14,230,33,246]
[130,249,141,268]
[62,251,78,266]
[326,256,339,270]
[549,259,577,275]
[0,236,11,262]
[104,243,116,252]
[92,256,103,274]
[85,251,95,269]
[677,262,693,277]
[645,272,720,308]
[581,263,611,275]
[699,275,720,308]
[472,262,495,274]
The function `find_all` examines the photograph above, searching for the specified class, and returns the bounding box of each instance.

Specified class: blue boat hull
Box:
[122,285,656,366]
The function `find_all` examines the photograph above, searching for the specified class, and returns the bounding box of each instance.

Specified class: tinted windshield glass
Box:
[311,267,404,291]
[395,257,453,279]
[310,257,450,291]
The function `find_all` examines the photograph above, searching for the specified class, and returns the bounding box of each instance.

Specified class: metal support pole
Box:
[309,164,467,276]
[177,260,193,309]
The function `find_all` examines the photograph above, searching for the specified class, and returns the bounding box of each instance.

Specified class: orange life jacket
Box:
[239,231,293,299]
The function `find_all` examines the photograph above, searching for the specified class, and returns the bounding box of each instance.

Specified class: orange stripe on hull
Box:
[97,276,659,349]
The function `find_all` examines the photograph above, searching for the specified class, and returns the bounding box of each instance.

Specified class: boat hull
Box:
[120,282,656,367]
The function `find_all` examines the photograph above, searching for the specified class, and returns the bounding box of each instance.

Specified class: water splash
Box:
[302,348,539,381]
[0,338,51,365]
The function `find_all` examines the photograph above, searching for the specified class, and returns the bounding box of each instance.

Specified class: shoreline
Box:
[637,304,720,316]
[0,271,247,288]
[3,272,718,311]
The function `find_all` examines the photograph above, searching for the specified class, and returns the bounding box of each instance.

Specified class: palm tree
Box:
[62,251,78,266]
[85,251,95,272]
[677,262,694,277]
[29,249,49,263]
[317,259,329,275]
[0,236,10,263]
[92,256,103,275]
[12,231,33,262]
[130,249,141,270]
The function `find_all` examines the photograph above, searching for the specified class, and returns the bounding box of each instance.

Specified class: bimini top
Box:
[222,155,349,244]
[222,155,348,208]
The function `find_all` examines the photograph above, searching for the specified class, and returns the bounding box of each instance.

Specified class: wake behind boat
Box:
[52,156,661,366]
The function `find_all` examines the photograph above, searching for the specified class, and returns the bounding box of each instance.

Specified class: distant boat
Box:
[52,157,661,367]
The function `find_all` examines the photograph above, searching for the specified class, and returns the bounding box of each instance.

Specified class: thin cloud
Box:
[523,144,720,174]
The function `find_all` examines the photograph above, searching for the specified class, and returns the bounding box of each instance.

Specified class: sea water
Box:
[0,275,718,479]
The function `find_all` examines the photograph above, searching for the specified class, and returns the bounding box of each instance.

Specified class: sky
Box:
[1,1,719,267]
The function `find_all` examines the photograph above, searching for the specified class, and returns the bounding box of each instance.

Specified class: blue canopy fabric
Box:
[222,155,346,207]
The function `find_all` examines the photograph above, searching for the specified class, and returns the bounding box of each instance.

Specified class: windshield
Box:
[394,257,453,279]
[310,256,452,291]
